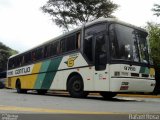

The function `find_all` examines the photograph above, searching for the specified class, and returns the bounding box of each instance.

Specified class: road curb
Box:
[117,94,160,98]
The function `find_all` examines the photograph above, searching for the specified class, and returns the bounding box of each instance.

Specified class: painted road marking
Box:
[0,105,122,114]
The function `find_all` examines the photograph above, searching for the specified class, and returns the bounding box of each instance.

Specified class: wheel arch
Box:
[15,78,21,88]
[66,72,83,90]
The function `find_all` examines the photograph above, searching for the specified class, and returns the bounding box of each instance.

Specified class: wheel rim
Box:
[72,80,81,92]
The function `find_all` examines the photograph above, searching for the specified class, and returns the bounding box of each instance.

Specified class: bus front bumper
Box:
[110,78,155,93]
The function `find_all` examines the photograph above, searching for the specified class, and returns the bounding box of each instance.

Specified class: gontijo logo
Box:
[65,55,78,67]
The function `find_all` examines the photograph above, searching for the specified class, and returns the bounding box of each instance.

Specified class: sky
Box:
[0,0,159,52]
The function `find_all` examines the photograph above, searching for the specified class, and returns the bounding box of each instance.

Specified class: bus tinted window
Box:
[84,24,106,62]
[24,52,31,64]
[31,50,36,61]
[85,24,106,37]
[76,33,81,49]
[84,36,93,62]
[8,31,81,70]
[35,47,43,60]
[50,41,59,56]
[60,39,66,53]
[66,35,76,51]
[8,58,13,69]
[44,45,50,58]
[110,24,149,63]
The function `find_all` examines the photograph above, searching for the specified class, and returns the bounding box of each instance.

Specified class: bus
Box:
[7,18,155,99]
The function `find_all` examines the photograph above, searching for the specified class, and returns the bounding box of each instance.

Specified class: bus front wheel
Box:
[67,75,88,98]
[100,92,117,99]
[16,80,27,94]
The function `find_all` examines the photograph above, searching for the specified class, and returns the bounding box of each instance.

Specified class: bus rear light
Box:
[120,86,129,90]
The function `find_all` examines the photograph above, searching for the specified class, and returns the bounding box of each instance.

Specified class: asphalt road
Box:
[0,89,160,120]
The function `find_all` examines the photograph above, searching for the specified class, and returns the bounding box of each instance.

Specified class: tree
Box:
[41,0,118,31]
[147,22,160,64]
[147,22,160,93]
[0,49,10,72]
[152,4,160,17]
[0,42,18,72]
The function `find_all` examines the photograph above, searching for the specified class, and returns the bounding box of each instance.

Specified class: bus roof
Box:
[9,18,147,59]
[84,18,146,32]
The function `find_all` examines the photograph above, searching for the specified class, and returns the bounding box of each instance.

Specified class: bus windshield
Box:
[110,24,149,64]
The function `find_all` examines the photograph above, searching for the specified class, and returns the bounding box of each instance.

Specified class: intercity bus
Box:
[7,18,155,98]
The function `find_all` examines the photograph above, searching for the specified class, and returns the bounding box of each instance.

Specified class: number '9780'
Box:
[124,66,136,71]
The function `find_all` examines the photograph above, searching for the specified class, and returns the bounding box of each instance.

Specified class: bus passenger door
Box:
[94,33,109,91]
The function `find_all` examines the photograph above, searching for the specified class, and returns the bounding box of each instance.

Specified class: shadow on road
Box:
[12,90,138,102]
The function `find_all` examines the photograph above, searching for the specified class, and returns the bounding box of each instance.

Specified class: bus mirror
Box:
[99,53,107,65]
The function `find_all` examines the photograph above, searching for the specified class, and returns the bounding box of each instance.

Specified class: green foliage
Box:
[41,0,118,31]
[0,42,18,72]
[147,23,160,64]
[152,4,160,17]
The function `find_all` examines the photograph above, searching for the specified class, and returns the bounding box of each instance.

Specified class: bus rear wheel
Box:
[67,75,88,98]
[16,80,27,94]
[37,90,47,95]
[100,92,117,99]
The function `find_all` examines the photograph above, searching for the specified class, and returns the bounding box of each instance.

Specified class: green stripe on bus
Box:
[144,67,149,74]
[41,57,63,89]
[34,60,51,89]
[139,67,145,73]
[139,67,149,74]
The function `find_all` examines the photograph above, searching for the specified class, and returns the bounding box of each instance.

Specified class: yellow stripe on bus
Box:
[29,62,42,89]
[9,63,42,89]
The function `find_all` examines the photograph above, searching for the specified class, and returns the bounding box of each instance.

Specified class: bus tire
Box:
[100,92,117,99]
[67,75,88,98]
[37,90,47,95]
[16,80,27,94]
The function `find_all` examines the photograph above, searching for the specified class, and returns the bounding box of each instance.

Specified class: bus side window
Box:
[25,52,31,64]
[77,32,81,49]
[60,39,66,53]
[50,41,58,56]
[18,56,22,66]
[84,35,93,62]
[8,58,14,69]
[84,24,106,62]
[66,35,76,51]
[22,56,25,65]
[11,59,15,69]
[36,47,43,60]
[55,41,59,54]
[31,51,36,61]
[95,34,107,70]
[44,45,50,58]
